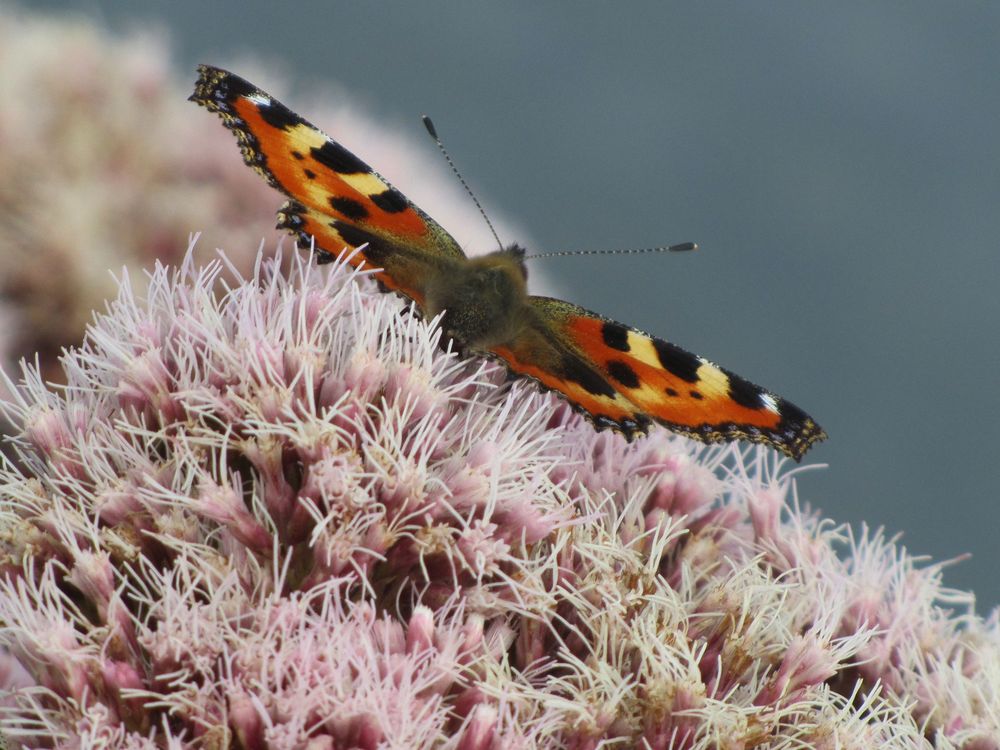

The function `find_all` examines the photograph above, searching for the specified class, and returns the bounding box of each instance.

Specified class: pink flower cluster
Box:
[0,247,997,748]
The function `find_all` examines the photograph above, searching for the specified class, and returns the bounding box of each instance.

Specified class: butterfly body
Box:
[192,65,826,460]
[424,245,529,350]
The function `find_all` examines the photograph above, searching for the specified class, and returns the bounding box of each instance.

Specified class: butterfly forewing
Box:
[190,65,465,274]
[277,201,458,306]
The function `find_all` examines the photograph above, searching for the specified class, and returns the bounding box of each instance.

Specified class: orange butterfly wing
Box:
[490,297,825,460]
[190,65,463,305]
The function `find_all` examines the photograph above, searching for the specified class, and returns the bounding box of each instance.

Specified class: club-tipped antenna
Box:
[525,242,697,260]
[422,115,504,252]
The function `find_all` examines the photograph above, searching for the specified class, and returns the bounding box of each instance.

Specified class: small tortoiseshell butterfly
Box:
[191,65,826,460]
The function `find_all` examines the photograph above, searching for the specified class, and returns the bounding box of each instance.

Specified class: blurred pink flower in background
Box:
[0,9,275,382]
[0,7,523,386]
[0,247,996,748]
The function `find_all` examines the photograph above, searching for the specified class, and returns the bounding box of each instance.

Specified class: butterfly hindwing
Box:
[190,64,465,305]
[491,297,825,460]
[277,201,458,306]
[487,311,647,433]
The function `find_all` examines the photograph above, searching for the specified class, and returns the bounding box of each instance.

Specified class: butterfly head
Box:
[424,244,529,350]
[503,242,528,276]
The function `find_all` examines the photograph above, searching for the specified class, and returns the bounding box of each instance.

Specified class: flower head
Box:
[0,246,997,747]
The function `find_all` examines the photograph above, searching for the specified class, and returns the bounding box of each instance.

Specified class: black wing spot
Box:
[303,168,316,180]
[258,100,303,131]
[654,340,701,383]
[329,196,369,221]
[311,141,369,175]
[689,390,703,400]
[601,322,631,352]
[370,188,408,214]
[607,360,640,389]
[665,387,678,397]
[560,356,617,398]
[291,150,305,160]
[727,372,767,410]
[332,221,392,264]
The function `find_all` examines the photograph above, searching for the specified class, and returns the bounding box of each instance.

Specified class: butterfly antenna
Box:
[525,242,697,260]
[422,115,504,251]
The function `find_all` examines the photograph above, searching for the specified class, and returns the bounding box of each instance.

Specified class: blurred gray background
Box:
[28,1,1000,610]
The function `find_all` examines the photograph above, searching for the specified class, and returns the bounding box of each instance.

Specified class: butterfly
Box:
[191,65,826,460]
